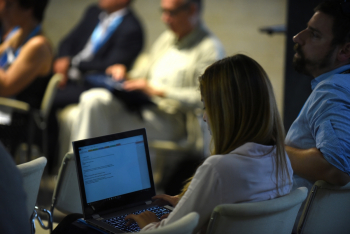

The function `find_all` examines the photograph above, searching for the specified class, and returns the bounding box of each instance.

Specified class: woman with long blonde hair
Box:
[126,54,293,233]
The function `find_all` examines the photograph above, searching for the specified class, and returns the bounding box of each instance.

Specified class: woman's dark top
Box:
[16,73,51,109]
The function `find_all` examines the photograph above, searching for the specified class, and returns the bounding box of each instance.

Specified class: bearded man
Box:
[285,2,350,232]
[286,0,350,190]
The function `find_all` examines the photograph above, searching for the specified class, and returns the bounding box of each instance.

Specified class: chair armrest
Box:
[0,97,30,112]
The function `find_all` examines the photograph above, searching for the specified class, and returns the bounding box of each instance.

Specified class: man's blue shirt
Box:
[285,64,350,176]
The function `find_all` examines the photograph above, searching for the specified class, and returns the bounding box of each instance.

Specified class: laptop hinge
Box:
[92,214,103,221]
[145,200,152,205]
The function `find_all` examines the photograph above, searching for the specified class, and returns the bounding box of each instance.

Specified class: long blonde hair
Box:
[179,54,290,196]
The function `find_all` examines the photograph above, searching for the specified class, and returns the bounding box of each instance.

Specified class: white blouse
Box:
[142,142,293,234]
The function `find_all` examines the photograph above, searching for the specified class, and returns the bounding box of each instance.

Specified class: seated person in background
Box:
[0,0,52,108]
[53,0,144,107]
[125,54,294,233]
[0,0,51,154]
[48,0,144,171]
[59,0,225,156]
[0,141,30,233]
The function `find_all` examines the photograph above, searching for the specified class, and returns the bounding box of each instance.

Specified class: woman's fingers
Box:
[125,211,159,229]
[124,214,136,226]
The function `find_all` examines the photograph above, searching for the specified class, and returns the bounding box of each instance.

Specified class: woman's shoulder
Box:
[203,154,225,164]
[202,143,278,172]
[201,154,234,173]
[25,35,51,50]
[21,35,52,59]
[205,142,275,159]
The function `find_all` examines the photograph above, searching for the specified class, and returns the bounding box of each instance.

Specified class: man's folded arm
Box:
[285,146,350,186]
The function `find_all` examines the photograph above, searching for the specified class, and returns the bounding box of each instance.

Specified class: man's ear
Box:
[338,42,350,62]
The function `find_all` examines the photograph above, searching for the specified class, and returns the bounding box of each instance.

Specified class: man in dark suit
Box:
[48,0,144,174]
[53,0,144,106]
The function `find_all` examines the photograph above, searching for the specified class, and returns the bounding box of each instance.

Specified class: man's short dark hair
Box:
[315,0,350,45]
[18,0,49,22]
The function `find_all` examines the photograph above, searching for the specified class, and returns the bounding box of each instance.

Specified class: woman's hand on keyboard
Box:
[125,211,159,228]
[152,194,180,207]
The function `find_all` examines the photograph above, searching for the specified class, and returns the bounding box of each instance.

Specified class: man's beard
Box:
[292,43,335,77]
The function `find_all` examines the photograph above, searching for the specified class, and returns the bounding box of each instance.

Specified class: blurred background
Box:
[43,0,287,114]
[33,0,325,232]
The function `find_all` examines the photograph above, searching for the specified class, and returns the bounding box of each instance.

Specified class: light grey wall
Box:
[43,0,287,113]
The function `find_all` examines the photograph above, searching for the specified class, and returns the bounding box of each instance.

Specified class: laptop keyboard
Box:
[103,206,172,233]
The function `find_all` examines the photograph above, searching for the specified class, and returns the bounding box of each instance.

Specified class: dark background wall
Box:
[283,0,323,131]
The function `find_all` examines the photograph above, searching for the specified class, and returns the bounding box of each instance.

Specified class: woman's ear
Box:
[338,42,350,62]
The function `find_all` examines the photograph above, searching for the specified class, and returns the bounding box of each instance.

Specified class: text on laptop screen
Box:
[78,135,151,204]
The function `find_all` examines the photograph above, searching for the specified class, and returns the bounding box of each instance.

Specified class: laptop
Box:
[72,128,173,233]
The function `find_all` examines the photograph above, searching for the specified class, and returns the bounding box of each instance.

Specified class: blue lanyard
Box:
[1,26,20,42]
[17,24,41,56]
[0,24,41,69]
[90,15,124,54]
[24,24,41,42]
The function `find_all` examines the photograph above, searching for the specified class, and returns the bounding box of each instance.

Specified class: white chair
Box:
[297,180,350,234]
[143,212,199,234]
[0,73,62,160]
[206,187,308,234]
[17,156,47,233]
[51,152,82,214]
[36,152,82,233]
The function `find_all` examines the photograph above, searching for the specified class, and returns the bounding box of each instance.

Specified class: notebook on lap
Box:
[72,128,173,233]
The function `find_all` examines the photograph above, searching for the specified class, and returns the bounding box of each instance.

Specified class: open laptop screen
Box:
[73,128,156,218]
[78,135,151,204]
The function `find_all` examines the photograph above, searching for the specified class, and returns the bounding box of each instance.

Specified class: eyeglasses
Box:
[340,0,350,17]
[160,1,191,17]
